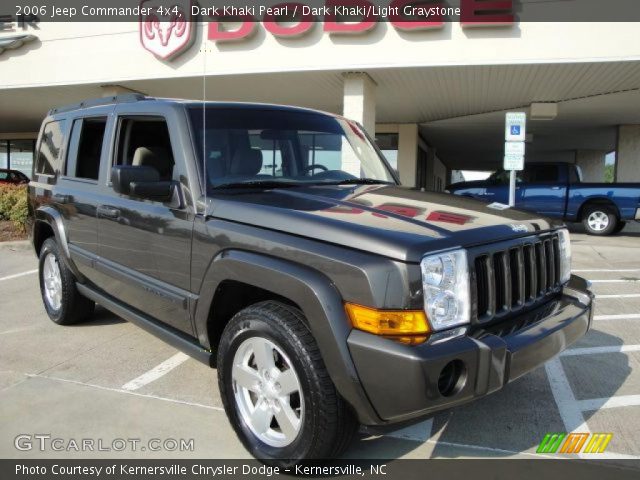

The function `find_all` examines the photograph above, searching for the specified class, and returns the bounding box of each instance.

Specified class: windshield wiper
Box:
[319,178,394,186]
[211,180,302,190]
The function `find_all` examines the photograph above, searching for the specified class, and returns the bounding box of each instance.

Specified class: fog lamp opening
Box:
[437,359,467,397]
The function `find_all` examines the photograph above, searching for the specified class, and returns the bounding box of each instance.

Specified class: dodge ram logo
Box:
[139,0,195,60]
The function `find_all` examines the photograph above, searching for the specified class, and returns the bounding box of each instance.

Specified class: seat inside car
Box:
[228,146,263,177]
[132,146,174,181]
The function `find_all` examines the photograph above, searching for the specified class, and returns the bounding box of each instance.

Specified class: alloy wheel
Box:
[43,252,62,311]
[232,336,304,448]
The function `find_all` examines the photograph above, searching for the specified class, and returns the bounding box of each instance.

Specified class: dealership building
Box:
[2,8,640,188]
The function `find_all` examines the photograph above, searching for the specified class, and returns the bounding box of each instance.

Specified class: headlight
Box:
[421,249,470,331]
[558,228,572,284]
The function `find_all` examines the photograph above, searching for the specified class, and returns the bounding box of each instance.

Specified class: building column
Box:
[575,150,606,182]
[397,124,418,187]
[616,125,640,182]
[342,72,376,136]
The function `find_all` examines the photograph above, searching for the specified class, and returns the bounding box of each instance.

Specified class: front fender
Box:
[194,249,381,425]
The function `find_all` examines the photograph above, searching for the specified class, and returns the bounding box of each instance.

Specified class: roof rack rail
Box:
[48,94,148,115]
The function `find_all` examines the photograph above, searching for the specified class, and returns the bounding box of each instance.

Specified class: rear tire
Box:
[38,237,95,325]
[217,301,358,466]
[582,205,618,236]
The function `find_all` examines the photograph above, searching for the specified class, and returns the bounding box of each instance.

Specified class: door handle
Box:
[97,206,120,219]
[52,194,72,204]
[551,186,561,190]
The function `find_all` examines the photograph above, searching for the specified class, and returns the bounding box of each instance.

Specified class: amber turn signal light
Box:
[345,303,430,344]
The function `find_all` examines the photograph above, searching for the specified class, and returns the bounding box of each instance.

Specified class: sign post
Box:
[504,112,527,207]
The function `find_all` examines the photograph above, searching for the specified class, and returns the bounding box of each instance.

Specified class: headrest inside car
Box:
[229,147,263,176]
[132,146,174,180]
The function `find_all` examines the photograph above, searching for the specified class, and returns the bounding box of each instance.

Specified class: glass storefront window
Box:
[1,139,36,178]
[10,140,35,178]
[0,141,8,169]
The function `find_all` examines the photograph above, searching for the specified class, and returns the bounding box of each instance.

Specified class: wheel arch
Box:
[194,249,380,425]
[33,207,84,280]
[577,197,620,221]
[205,279,302,353]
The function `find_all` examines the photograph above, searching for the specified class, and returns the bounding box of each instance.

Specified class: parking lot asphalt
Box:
[1,223,639,461]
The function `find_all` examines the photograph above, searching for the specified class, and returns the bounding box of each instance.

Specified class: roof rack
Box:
[48,94,149,116]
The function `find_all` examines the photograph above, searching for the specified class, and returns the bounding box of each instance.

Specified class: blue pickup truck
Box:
[447,162,640,235]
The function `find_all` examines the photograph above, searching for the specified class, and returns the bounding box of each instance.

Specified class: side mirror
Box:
[130,181,173,202]
[111,165,159,195]
[110,165,177,204]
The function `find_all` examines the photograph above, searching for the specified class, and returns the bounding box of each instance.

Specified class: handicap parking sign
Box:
[505,112,526,142]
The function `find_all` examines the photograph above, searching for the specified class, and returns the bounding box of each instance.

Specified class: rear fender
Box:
[33,207,84,281]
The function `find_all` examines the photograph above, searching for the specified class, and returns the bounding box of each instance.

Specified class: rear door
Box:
[58,110,112,282]
[519,164,567,217]
[95,106,195,334]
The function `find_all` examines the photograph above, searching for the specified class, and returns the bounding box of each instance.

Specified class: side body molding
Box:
[194,249,381,425]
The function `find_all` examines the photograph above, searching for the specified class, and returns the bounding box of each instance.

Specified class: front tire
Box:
[582,205,618,236]
[217,301,357,466]
[38,237,95,325]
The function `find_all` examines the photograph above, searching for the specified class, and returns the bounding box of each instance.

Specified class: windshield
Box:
[188,106,396,189]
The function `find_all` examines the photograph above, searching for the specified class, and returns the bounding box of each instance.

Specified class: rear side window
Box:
[36,121,65,175]
[66,118,107,181]
[535,165,559,182]
[115,117,175,181]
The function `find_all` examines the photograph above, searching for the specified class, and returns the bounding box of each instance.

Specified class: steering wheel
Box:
[301,164,328,175]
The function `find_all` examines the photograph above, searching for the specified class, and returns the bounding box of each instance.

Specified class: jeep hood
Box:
[207,184,563,263]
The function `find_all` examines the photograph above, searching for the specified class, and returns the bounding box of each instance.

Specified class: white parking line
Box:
[0,269,38,282]
[562,345,640,356]
[544,357,591,434]
[121,352,190,391]
[596,294,640,299]
[26,373,223,411]
[578,395,640,412]
[594,314,640,321]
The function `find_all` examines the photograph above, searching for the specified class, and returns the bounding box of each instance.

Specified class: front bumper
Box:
[347,275,593,424]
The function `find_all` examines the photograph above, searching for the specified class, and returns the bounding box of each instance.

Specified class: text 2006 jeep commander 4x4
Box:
[28,95,593,464]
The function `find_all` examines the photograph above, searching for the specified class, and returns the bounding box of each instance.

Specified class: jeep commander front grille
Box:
[473,234,561,324]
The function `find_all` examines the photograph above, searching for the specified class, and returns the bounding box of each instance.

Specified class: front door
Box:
[96,113,194,334]
[519,164,567,217]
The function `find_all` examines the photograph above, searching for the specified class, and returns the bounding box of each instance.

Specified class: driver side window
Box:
[115,117,175,182]
[490,170,525,184]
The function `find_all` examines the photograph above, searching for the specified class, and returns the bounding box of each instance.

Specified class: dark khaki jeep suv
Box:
[28,95,593,465]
